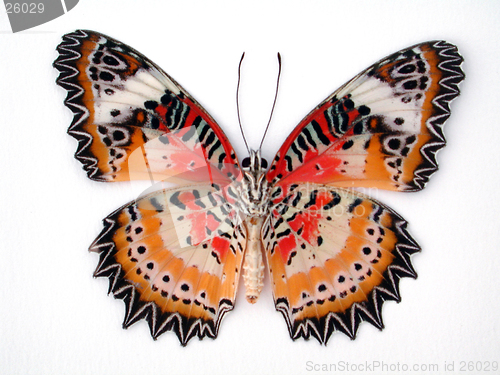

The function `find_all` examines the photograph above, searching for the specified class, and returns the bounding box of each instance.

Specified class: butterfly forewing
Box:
[54,30,239,183]
[267,41,464,191]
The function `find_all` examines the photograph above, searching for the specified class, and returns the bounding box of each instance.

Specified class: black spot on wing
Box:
[170,191,186,210]
[348,198,362,213]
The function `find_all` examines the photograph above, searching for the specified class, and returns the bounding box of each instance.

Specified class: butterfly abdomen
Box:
[242,216,265,303]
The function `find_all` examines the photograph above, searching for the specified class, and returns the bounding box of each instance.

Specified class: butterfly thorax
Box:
[238,150,271,217]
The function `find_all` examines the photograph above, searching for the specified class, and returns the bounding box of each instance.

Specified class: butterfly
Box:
[54,30,464,346]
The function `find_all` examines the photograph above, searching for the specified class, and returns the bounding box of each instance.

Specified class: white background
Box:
[0,1,499,374]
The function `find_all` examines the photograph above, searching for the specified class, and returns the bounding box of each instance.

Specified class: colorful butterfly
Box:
[54,30,464,345]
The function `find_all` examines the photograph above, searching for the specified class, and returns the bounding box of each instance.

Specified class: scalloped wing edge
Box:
[54,30,102,180]
[410,40,464,191]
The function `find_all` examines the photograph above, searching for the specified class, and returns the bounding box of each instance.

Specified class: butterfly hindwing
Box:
[90,184,246,345]
[263,183,419,343]
[54,30,238,183]
[267,41,464,191]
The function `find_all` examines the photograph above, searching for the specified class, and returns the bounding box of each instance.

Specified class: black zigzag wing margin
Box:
[53,30,102,180]
[89,202,235,346]
[410,40,465,191]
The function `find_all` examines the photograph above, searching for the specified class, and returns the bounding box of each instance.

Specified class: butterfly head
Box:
[238,150,270,216]
[241,150,268,173]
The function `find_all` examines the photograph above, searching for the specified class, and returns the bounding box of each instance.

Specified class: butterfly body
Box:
[237,150,271,303]
[54,30,464,345]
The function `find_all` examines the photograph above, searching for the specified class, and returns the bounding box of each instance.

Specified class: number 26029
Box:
[5,3,45,13]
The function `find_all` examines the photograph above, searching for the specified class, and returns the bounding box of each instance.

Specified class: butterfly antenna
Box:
[259,52,282,150]
[236,52,250,154]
